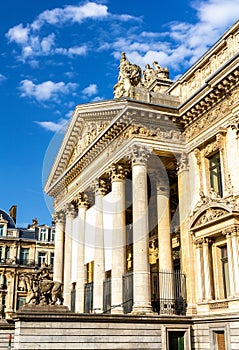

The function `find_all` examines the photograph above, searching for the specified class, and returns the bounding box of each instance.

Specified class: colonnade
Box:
[53,146,174,314]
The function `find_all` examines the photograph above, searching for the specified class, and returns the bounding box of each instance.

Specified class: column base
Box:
[131,304,153,315]
[111,306,124,315]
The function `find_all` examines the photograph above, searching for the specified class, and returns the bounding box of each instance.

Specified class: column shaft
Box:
[132,161,152,314]
[63,207,75,308]
[231,230,239,294]
[202,239,213,300]
[93,188,105,312]
[111,177,126,314]
[53,218,65,283]
[75,201,88,313]
[157,187,173,272]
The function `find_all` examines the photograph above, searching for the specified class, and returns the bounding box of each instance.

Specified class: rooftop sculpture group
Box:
[114,52,171,98]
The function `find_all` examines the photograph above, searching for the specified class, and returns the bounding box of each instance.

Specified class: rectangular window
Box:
[221,246,230,298]
[50,228,55,242]
[50,252,54,267]
[208,152,222,196]
[38,228,47,241]
[0,246,3,262]
[17,296,26,310]
[5,246,10,260]
[213,331,226,350]
[0,226,3,237]
[20,248,29,265]
[38,252,46,267]
[168,331,185,350]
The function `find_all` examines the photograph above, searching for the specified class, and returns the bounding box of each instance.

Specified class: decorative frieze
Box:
[184,86,239,140]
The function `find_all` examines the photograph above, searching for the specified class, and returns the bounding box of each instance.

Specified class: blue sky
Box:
[1,0,238,227]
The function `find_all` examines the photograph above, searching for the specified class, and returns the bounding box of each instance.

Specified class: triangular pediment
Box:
[190,191,239,230]
[44,99,128,194]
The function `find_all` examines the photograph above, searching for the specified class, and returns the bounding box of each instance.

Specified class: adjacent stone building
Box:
[43,21,239,349]
[0,208,55,317]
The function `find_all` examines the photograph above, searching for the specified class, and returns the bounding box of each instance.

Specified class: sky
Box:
[0,0,239,227]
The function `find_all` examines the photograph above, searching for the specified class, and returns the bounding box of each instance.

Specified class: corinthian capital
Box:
[72,192,89,208]
[65,203,77,218]
[128,145,151,165]
[108,163,129,181]
[53,211,65,224]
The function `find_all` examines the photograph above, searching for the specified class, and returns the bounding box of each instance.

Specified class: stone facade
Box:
[0,209,55,318]
[16,20,239,349]
[41,20,239,349]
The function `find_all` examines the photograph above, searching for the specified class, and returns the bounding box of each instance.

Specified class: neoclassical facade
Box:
[45,21,239,349]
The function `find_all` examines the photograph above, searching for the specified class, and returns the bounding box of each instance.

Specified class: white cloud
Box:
[0,74,7,83]
[35,118,68,132]
[31,2,108,30]
[6,24,29,44]
[19,79,78,102]
[55,45,87,57]
[82,84,98,97]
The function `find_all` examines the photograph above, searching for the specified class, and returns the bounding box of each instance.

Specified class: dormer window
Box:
[0,226,3,237]
[38,228,47,241]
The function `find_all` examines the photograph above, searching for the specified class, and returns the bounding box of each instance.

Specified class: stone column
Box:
[177,153,196,314]
[93,180,107,312]
[156,180,173,272]
[63,203,76,308]
[110,164,127,314]
[226,230,236,296]
[53,211,65,283]
[74,193,89,313]
[194,240,204,302]
[131,145,152,314]
[202,238,213,301]
[231,227,239,295]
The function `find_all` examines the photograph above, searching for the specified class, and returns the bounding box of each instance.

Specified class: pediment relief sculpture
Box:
[190,189,239,229]
[69,120,109,164]
[192,207,228,228]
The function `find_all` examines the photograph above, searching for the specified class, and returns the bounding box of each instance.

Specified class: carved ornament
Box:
[176,153,189,173]
[128,145,151,165]
[193,207,228,227]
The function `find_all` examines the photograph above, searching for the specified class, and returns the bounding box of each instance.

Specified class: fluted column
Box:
[53,211,65,283]
[74,193,89,313]
[93,179,107,312]
[131,145,152,314]
[63,203,77,308]
[202,238,213,300]
[194,240,204,302]
[109,164,127,314]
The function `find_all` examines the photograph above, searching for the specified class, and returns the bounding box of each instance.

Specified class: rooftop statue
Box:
[22,263,63,306]
[114,53,171,98]
[114,52,142,98]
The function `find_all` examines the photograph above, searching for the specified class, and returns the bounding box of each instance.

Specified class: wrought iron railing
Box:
[151,270,187,315]
[103,278,111,313]
[84,282,93,313]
